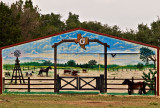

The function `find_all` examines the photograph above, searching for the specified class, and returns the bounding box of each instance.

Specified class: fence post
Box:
[96,77,100,90]
[132,77,134,91]
[3,77,5,92]
[100,74,104,93]
[154,77,156,96]
[28,77,30,92]
[56,75,60,93]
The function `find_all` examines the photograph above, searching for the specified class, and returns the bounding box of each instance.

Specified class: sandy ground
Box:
[3,68,155,93]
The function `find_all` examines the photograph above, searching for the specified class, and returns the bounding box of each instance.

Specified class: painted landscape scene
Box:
[2,30,157,94]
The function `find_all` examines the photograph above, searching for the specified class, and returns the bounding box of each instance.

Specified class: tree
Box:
[150,18,160,47]
[88,60,97,68]
[65,12,81,30]
[67,60,76,67]
[0,2,21,47]
[140,47,156,69]
[39,13,65,37]
[137,63,144,70]
[10,0,41,41]
[42,60,53,66]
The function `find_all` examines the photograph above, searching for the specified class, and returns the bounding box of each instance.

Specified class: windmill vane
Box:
[14,50,21,57]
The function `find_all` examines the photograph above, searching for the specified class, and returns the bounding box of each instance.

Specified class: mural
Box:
[1,30,158,94]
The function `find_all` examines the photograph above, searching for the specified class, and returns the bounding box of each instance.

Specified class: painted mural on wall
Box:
[1,30,158,93]
[2,30,157,92]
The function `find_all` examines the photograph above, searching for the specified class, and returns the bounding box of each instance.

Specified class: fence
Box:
[3,77,55,92]
[2,76,157,95]
[106,77,156,95]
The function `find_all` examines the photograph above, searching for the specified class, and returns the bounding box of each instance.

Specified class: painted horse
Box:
[38,66,52,77]
[122,79,146,95]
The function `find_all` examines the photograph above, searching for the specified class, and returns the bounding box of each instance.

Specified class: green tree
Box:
[66,12,81,30]
[38,13,65,37]
[135,24,152,44]
[88,60,97,68]
[42,60,53,66]
[67,60,76,67]
[150,19,160,47]
[140,47,156,69]
[137,63,144,70]
[0,2,21,47]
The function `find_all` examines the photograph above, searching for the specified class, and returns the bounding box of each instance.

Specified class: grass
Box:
[0,94,160,108]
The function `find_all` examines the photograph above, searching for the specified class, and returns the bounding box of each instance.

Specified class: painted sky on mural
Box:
[2,30,156,65]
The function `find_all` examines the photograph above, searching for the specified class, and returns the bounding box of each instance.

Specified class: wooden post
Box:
[77,77,79,90]
[132,77,134,92]
[56,75,60,93]
[157,48,159,96]
[104,45,107,92]
[154,77,156,96]
[28,77,30,92]
[3,77,5,92]
[54,46,57,92]
[78,77,81,90]
[96,77,100,90]
[100,74,104,93]
[0,49,2,94]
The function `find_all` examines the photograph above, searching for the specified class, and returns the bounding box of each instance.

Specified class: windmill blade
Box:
[13,50,21,57]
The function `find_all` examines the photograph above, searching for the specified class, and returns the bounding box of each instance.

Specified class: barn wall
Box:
[0,29,159,94]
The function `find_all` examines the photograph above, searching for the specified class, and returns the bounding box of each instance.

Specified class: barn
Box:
[0,28,159,95]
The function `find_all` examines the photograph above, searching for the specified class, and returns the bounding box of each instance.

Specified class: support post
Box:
[104,45,107,92]
[3,77,5,92]
[56,74,60,93]
[54,46,57,92]
[0,49,2,94]
[154,77,156,96]
[28,77,30,92]
[157,48,159,96]
[100,74,104,93]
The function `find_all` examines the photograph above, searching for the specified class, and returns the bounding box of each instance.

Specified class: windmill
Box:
[11,50,25,84]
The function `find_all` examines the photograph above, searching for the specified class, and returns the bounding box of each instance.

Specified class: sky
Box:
[2,30,155,65]
[2,0,160,31]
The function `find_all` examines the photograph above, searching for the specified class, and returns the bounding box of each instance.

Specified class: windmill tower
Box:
[11,50,25,84]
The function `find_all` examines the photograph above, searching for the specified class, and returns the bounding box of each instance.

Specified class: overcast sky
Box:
[2,0,160,31]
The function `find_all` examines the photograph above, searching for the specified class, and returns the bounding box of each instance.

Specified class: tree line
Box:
[0,0,160,48]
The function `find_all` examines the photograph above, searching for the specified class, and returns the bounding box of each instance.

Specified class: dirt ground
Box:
[0,94,160,108]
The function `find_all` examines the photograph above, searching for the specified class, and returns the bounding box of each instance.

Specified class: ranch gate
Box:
[56,75,104,93]
[52,37,110,92]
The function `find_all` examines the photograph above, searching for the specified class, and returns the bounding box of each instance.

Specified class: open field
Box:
[0,94,160,108]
